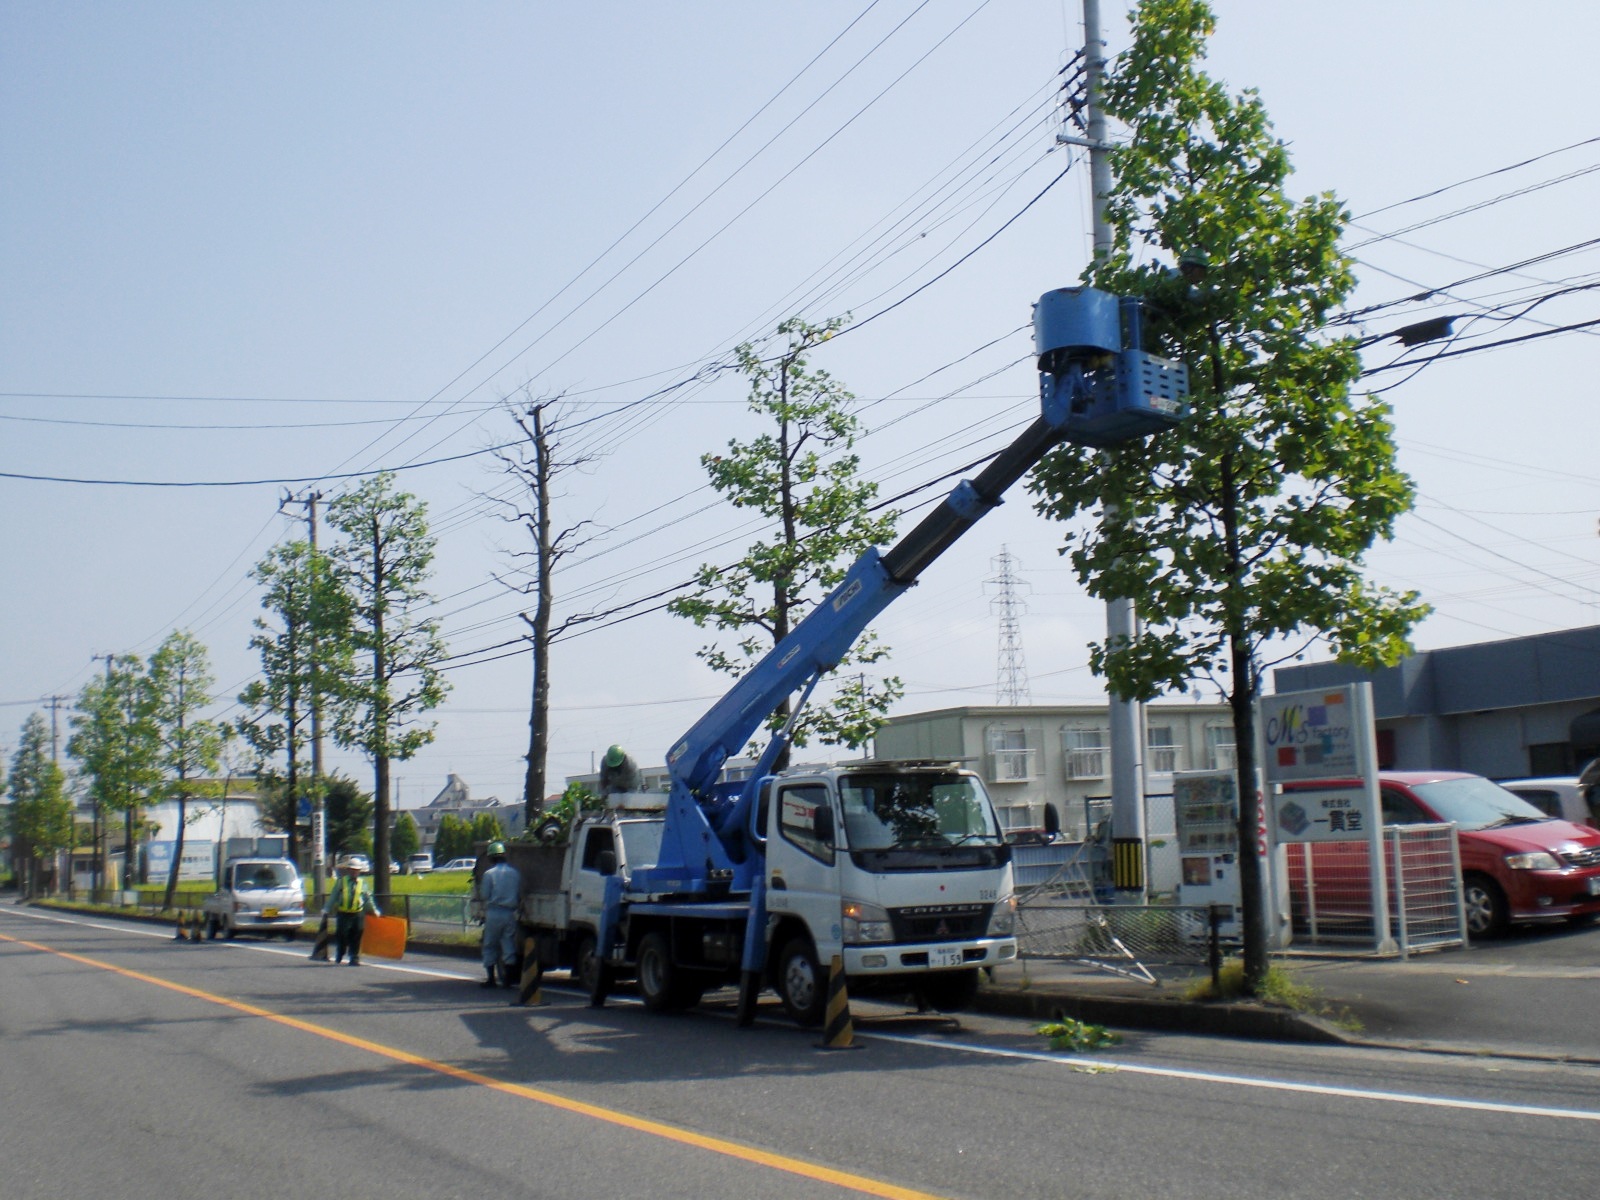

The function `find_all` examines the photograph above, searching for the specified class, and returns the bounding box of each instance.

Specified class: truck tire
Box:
[206,915,221,940]
[637,932,682,1013]
[915,969,979,1013]
[223,915,238,941]
[574,933,601,996]
[776,937,826,1027]
[1463,874,1509,938]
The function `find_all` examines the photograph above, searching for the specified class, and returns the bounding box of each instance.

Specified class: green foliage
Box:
[391,810,421,861]
[1035,1019,1122,1052]
[528,780,604,843]
[1030,0,1426,707]
[67,654,161,823]
[324,773,374,857]
[237,539,355,827]
[8,712,74,861]
[470,811,505,848]
[1185,960,1360,1030]
[433,813,473,865]
[146,631,225,905]
[327,472,450,766]
[668,316,903,753]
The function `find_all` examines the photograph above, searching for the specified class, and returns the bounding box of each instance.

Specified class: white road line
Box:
[863,1030,1600,1122]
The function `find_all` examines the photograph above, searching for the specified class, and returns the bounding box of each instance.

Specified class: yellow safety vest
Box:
[334,875,368,914]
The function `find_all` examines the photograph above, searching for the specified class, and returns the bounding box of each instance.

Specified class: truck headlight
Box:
[842,899,894,944]
[1505,851,1561,871]
[987,894,1017,937]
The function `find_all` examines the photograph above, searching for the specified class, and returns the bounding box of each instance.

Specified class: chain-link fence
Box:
[1017,899,1218,981]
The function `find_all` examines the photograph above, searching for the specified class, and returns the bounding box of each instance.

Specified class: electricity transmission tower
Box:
[987,546,1031,705]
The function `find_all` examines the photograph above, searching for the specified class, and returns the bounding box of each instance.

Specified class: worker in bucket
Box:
[598,744,642,797]
[324,854,380,966]
[473,841,523,988]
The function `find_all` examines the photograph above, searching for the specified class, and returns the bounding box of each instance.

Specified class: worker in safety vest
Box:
[323,855,380,966]
[472,841,522,988]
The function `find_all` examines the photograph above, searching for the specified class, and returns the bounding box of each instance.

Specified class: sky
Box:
[4,1,1599,811]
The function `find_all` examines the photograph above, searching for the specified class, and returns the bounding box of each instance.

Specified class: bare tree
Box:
[493,396,599,829]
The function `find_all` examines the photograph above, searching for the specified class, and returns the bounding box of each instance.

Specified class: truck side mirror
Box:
[596,850,617,877]
[813,806,835,846]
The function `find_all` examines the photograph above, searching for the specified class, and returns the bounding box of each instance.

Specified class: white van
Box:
[1499,777,1600,831]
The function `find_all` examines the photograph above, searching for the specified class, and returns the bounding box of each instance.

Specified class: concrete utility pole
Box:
[1078,0,1148,899]
[281,489,329,897]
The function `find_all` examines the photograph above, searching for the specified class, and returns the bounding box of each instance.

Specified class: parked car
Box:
[405,853,433,875]
[1284,771,1600,937]
[436,857,477,872]
[1497,777,1599,831]
[202,858,306,941]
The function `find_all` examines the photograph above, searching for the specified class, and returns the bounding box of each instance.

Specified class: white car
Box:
[202,858,306,940]
[1499,777,1600,830]
[406,853,433,875]
[436,857,477,872]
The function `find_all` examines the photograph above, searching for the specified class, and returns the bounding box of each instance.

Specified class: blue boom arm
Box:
[627,286,1187,899]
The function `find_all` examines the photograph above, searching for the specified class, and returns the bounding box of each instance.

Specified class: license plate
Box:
[1588,878,1600,897]
[929,946,965,969]
[262,907,279,918]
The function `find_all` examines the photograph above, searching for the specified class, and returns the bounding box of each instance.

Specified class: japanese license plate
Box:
[262,907,279,919]
[929,946,965,969]
[1587,878,1600,897]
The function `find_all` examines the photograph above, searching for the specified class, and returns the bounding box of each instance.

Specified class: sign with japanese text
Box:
[1270,787,1373,844]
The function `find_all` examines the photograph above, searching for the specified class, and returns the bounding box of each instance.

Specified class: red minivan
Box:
[1285,771,1600,938]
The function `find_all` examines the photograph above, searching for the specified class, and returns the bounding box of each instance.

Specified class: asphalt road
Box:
[5,905,1600,1200]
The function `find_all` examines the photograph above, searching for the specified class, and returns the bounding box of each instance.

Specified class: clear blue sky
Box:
[4,1,1598,808]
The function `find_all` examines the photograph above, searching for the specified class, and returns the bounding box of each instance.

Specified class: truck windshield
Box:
[618,819,665,871]
[235,862,296,890]
[1411,777,1550,830]
[838,772,1003,851]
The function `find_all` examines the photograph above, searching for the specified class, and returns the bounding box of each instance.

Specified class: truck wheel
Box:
[915,969,979,1013]
[776,937,826,1027]
[282,929,297,942]
[206,915,221,940]
[637,932,681,1013]
[223,916,238,941]
[574,933,601,995]
[1463,874,1509,938]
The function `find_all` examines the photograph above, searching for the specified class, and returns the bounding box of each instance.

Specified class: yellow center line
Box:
[0,932,944,1200]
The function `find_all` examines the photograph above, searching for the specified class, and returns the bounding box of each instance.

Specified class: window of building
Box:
[1061,727,1108,780]
[1527,742,1574,776]
[1205,724,1235,770]
[985,726,1039,783]
[1146,724,1178,774]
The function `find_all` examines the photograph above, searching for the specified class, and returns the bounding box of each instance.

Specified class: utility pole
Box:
[43,693,69,896]
[1073,0,1147,900]
[90,654,114,893]
[280,489,329,897]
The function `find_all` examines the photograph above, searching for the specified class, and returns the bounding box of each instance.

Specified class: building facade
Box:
[1273,625,1600,779]
[872,701,1236,839]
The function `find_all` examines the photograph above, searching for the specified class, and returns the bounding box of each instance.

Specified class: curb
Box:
[973,984,1354,1045]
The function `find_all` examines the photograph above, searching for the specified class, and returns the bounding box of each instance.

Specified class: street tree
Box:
[8,712,72,897]
[147,631,226,908]
[328,472,450,896]
[1029,0,1426,992]
[669,316,901,765]
[324,773,374,858]
[238,538,355,866]
[492,396,599,828]
[470,810,505,850]
[433,813,471,865]
[68,655,161,891]
[391,811,420,864]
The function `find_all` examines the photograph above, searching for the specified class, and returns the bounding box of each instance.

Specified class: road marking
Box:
[863,1030,1600,1122]
[0,930,942,1200]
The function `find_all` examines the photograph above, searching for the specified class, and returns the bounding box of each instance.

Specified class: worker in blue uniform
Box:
[474,841,523,988]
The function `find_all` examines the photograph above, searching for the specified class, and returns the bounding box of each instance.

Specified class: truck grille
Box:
[888,902,991,943]
[1561,845,1600,868]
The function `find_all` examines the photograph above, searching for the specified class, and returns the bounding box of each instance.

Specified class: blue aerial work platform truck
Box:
[509,287,1187,1025]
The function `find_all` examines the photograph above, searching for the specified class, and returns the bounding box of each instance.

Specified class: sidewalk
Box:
[978,924,1600,1063]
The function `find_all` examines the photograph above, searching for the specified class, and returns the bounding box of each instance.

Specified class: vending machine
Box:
[1173,769,1243,937]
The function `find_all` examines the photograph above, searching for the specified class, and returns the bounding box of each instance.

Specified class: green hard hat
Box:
[487,841,506,856]
[604,745,626,768]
